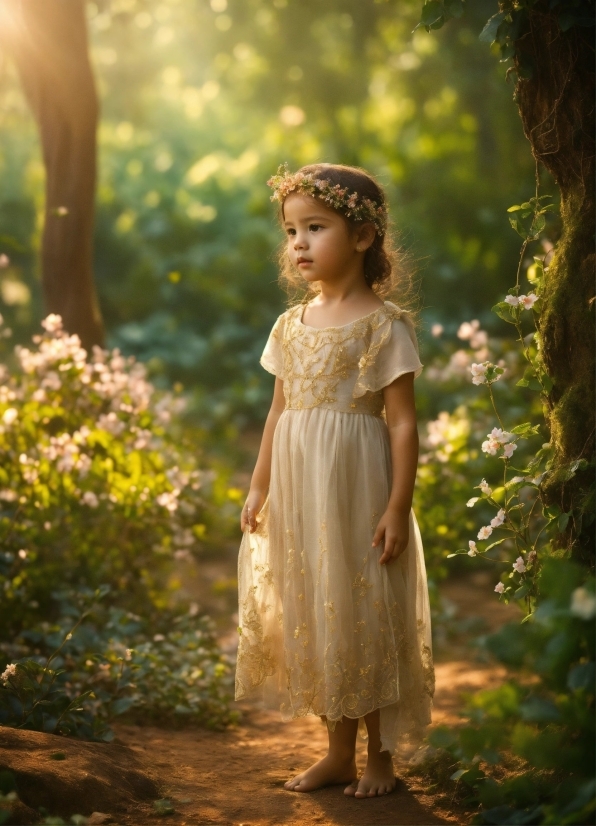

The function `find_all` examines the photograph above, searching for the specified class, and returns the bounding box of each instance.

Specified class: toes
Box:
[344,781,358,797]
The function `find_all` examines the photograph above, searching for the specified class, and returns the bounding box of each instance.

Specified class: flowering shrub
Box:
[429,558,595,826]
[0,313,211,634]
[0,589,236,739]
[419,194,595,824]
[0,315,235,737]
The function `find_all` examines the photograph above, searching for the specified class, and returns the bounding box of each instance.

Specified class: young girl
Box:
[236,163,434,798]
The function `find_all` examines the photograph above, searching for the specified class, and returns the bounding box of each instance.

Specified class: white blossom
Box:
[482,428,516,457]
[468,541,478,557]
[466,497,479,507]
[470,362,488,385]
[479,479,492,496]
[431,323,443,337]
[156,489,180,513]
[1,664,17,684]
[570,587,596,620]
[490,509,506,528]
[0,490,17,502]
[82,491,99,508]
[519,293,538,310]
[494,582,505,594]
[457,320,480,340]
[504,294,520,306]
[503,442,517,458]
[478,525,493,540]
[41,314,63,333]
[2,408,17,426]
[97,412,125,436]
[512,556,526,573]
[18,549,28,559]
[0,254,10,269]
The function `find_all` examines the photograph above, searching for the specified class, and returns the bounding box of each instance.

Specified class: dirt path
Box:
[108,569,520,826]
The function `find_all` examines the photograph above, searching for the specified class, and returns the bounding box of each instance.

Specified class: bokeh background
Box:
[2,4,594,823]
[0,0,540,427]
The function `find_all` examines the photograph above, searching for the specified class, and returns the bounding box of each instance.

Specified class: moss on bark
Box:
[514,4,595,562]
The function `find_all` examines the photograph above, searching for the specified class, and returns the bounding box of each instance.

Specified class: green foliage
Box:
[0,314,224,636]
[0,591,236,739]
[0,317,235,738]
[0,0,537,428]
[417,188,594,823]
[418,0,595,78]
[429,559,595,825]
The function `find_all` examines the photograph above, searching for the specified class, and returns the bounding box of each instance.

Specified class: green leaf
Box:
[568,662,595,693]
[110,696,136,716]
[514,583,530,600]
[492,301,517,324]
[450,768,467,781]
[421,0,445,26]
[533,214,546,233]
[507,205,521,212]
[479,11,507,42]
[511,422,532,435]
[558,512,570,532]
[499,42,516,61]
[430,726,457,749]
[485,537,508,552]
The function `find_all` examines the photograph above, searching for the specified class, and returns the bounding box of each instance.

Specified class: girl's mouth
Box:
[297,258,312,266]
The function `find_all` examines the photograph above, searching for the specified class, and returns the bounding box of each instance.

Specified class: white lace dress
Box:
[235,300,434,755]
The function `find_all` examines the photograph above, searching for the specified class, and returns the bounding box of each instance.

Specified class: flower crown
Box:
[266,164,387,236]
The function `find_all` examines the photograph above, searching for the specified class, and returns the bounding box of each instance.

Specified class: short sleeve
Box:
[353,310,423,397]
[259,313,286,378]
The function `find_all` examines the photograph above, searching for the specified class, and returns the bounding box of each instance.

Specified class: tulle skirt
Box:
[235,407,434,754]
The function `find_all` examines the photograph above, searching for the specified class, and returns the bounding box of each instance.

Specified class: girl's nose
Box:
[293,234,307,250]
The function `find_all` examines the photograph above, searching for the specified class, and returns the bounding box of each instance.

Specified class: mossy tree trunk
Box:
[0,0,104,351]
[514,5,595,564]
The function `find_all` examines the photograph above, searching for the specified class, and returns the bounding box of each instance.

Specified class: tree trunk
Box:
[0,0,104,350]
[514,5,595,563]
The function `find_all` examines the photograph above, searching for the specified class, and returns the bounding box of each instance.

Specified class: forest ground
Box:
[110,556,520,826]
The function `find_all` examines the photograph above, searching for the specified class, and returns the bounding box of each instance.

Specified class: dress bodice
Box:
[260,301,423,418]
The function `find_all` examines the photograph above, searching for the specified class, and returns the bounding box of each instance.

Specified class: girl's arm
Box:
[372,371,419,564]
[240,377,286,533]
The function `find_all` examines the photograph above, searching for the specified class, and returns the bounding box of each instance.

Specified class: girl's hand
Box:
[372,508,410,564]
[240,488,266,533]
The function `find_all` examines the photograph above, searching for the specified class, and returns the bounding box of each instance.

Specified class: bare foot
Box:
[344,750,396,798]
[284,754,357,793]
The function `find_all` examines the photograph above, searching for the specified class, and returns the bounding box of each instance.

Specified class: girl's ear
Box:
[355,222,376,252]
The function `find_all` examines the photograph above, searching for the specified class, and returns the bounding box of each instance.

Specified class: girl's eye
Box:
[286,228,296,236]
[309,224,322,232]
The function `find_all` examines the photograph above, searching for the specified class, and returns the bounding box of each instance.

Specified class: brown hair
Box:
[275,163,419,323]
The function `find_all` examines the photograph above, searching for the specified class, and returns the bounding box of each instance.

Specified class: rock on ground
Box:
[0,726,158,822]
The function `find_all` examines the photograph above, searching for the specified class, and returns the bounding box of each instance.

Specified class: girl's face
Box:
[282,193,373,285]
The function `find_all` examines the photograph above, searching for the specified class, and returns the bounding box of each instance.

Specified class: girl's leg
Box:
[284,716,358,792]
[344,709,397,798]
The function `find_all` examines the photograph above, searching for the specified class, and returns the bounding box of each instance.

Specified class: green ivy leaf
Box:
[514,583,530,600]
[558,512,570,532]
[492,301,517,323]
[421,0,445,26]
[479,11,507,42]
[485,537,508,551]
